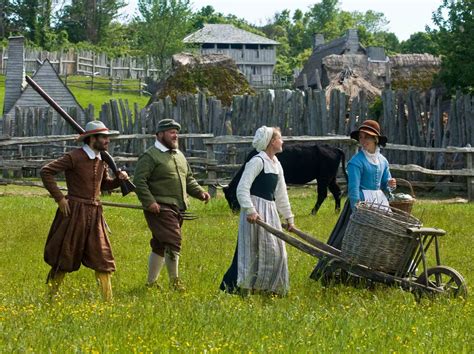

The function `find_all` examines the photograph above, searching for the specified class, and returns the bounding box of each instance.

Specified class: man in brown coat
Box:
[41,120,128,301]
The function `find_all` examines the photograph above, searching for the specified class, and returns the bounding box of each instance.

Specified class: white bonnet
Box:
[252,126,274,152]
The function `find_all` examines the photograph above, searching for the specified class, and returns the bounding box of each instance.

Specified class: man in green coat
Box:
[133,118,211,290]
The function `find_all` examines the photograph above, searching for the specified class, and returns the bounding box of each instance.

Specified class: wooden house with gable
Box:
[183,24,279,86]
[2,36,85,136]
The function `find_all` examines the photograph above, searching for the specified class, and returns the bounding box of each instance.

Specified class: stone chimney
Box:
[313,33,325,48]
[3,36,25,115]
[346,29,360,53]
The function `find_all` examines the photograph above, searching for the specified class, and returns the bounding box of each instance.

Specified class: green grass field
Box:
[0,186,473,352]
[64,76,150,114]
[0,74,149,119]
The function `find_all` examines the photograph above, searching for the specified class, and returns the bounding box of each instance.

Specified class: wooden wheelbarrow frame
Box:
[256,220,468,299]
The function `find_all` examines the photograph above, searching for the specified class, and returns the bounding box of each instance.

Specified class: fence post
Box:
[467,148,473,201]
[206,143,217,198]
[75,52,79,75]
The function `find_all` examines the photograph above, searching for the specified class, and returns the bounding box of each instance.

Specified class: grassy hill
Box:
[0,74,149,119]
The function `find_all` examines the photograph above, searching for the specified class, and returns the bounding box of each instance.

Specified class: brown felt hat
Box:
[350,119,387,146]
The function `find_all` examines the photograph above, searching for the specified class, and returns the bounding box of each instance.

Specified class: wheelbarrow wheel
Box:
[415,265,468,300]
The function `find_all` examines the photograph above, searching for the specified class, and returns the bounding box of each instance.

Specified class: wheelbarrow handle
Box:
[406,227,446,237]
[282,223,342,256]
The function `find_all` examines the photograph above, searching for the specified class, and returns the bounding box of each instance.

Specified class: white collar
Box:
[259,151,277,163]
[155,139,178,153]
[362,146,381,165]
[82,144,101,160]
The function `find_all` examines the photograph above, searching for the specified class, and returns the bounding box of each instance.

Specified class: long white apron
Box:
[362,189,389,207]
[237,195,289,295]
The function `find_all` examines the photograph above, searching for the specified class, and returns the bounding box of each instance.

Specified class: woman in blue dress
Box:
[311,119,396,279]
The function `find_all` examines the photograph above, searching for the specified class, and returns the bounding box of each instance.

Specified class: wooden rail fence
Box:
[1,134,473,200]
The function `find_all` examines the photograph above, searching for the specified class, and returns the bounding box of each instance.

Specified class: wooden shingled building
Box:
[2,36,85,136]
[184,24,279,86]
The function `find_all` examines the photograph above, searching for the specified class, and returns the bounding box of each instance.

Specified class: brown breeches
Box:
[144,204,183,257]
[44,200,115,275]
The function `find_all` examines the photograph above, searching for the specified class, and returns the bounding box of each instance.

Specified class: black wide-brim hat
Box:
[350,119,388,146]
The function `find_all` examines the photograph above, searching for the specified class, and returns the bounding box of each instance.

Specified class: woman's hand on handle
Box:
[246,212,261,224]
[388,178,397,189]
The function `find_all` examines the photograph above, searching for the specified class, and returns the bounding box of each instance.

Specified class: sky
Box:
[122,0,442,41]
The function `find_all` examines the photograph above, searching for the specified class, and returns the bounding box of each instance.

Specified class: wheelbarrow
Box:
[255,219,468,300]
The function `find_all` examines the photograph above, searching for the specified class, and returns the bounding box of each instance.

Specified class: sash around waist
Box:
[67,195,101,206]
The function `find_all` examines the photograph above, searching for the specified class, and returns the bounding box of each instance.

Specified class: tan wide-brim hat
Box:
[77,120,119,142]
[350,119,388,146]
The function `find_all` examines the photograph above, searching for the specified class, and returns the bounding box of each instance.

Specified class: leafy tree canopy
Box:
[428,0,473,93]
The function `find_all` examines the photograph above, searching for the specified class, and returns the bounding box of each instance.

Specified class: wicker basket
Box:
[389,178,415,214]
[341,202,422,273]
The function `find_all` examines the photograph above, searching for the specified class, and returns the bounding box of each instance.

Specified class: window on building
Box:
[217,43,229,49]
[202,43,214,49]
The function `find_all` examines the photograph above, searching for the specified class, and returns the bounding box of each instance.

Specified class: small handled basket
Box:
[389,178,416,214]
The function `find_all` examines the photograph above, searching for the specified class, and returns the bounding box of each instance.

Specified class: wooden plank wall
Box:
[2,88,473,170]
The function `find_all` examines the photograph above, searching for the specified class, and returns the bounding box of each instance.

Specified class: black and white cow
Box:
[223,143,347,215]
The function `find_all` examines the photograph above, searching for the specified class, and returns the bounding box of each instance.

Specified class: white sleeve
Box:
[236,157,263,215]
[274,162,294,223]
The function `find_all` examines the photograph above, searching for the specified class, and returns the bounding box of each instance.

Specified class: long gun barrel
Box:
[25,75,136,196]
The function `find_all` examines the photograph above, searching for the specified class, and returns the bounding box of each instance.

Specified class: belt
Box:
[67,195,101,206]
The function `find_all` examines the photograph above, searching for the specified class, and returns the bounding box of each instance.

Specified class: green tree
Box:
[429,0,473,92]
[304,0,340,43]
[400,32,439,55]
[0,0,15,39]
[135,0,192,77]
[7,0,56,45]
[55,0,125,44]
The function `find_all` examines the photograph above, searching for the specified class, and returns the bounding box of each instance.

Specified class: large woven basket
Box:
[341,202,422,273]
[389,178,416,214]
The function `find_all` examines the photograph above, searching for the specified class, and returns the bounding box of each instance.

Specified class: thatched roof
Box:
[183,24,279,45]
[148,52,255,107]
[325,69,381,104]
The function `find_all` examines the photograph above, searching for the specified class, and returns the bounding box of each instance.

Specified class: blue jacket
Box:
[347,150,392,209]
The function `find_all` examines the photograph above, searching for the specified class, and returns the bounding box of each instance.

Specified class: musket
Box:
[25,75,136,196]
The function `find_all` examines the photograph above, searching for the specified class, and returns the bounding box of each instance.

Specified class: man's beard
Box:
[92,140,108,151]
[162,137,178,150]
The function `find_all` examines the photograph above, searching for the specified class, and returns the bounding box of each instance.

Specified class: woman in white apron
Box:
[347,120,396,209]
[311,120,396,280]
[220,126,295,296]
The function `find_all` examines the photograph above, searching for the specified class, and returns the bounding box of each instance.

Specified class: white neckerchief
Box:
[259,151,279,174]
[82,144,101,160]
[362,146,381,165]
[154,139,178,153]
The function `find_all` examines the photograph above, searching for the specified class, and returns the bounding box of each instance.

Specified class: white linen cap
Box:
[252,126,274,152]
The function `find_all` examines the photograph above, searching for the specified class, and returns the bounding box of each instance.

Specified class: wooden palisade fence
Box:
[1,88,473,199]
[1,46,159,79]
